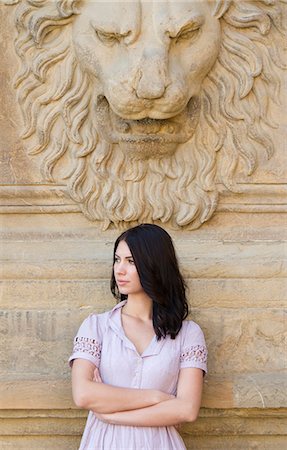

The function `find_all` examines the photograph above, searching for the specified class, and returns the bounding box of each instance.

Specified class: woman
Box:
[69,224,207,449]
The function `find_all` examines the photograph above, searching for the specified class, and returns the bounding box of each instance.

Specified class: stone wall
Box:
[0,1,286,449]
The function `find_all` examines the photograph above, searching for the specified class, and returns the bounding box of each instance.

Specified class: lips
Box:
[117,280,129,286]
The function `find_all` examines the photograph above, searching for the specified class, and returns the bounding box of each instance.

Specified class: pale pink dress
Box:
[69,301,207,450]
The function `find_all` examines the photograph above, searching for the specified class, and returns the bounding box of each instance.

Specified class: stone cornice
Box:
[0,184,286,214]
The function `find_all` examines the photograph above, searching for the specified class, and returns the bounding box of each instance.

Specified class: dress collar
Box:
[108,300,166,357]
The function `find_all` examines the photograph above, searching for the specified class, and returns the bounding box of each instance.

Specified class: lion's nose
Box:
[135,53,167,99]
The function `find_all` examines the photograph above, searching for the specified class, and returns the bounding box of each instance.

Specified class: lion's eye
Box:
[95,28,131,45]
[173,25,201,43]
[95,30,119,44]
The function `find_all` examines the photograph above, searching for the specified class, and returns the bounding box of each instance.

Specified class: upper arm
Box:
[68,314,103,368]
[176,367,203,406]
[72,358,95,385]
[179,321,208,374]
[176,321,207,421]
[68,313,104,407]
[176,367,204,413]
[71,358,96,407]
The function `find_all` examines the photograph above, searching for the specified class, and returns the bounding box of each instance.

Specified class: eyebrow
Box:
[115,253,133,258]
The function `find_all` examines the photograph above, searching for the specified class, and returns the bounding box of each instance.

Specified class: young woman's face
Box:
[114,240,144,297]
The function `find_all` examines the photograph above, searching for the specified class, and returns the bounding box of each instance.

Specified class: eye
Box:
[95,29,120,46]
[128,259,135,265]
[114,256,120,264]
[173,25,201,44]
[93,28,131,46]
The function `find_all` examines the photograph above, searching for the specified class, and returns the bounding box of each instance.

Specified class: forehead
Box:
[80,0,210,20]
[115,240,132,256]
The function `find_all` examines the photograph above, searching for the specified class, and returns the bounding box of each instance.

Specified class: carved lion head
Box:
[6,0,286,228]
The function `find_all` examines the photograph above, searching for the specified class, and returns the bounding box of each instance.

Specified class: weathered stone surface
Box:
[0,0,286,449]
[0,436,82,450]
[1,278,286,310]
[0,6,41,185]
[0,409,286,450]
[1,0,286,229]
[182,435,287,450]
[1,238,287,279]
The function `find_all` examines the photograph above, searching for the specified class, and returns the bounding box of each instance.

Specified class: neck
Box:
[123,294,153,321]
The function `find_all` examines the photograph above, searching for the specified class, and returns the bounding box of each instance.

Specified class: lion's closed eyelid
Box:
[91,23,132,44]
[168,16,204,40]
[95,30,119,44]
[177,23,201,37]
[167,25,201,45]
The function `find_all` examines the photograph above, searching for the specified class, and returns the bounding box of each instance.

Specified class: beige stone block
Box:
[182,435,287,450]
[1,212,287,241]
[0,416,85,436]
[184,408,287,435]
[0,307,285,377]
[0,436,81,450]
[193,309,286,375]
[0,373,285,410]
[189,278,287,308]
[202,374,287,409]
[0,280,112,310]
[1,276,286,310]
[233,374,287,408]
[1,239,286,280]
[0,380,72,410]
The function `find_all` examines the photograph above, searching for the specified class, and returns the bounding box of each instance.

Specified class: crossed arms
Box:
[71,359,204,427]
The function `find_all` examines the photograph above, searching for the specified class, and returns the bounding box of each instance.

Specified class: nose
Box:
[134,49,168,99]
[115,261,126,275]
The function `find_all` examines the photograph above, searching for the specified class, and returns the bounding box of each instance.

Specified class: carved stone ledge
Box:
[0,184,286,215]
[0,409,285,450]
[0,184,79,214]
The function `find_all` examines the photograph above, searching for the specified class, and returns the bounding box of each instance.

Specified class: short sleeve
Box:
[68,314,103,368]
[180,321,208,374]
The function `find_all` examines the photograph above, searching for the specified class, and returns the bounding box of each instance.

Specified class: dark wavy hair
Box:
[110,224,189,340]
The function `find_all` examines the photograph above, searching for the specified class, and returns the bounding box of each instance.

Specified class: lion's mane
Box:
[6,0,286,229]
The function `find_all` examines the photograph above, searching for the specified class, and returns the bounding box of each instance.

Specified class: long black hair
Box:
[110,223,189,340]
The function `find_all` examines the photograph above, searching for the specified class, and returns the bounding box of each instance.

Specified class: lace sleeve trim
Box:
[73,336,102,360]
[180,344,207,364]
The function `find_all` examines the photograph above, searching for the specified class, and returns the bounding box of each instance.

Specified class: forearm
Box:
[73,379,172,414]
[72,360,172,413]
[98,397,199,427]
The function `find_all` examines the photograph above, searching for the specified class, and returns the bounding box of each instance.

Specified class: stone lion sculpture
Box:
[5,0,286,229]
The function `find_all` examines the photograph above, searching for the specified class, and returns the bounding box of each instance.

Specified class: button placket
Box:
[133,356,143,388]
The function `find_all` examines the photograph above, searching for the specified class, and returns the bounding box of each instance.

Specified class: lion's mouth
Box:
[95,96,201,158]
[113,117,183,143]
